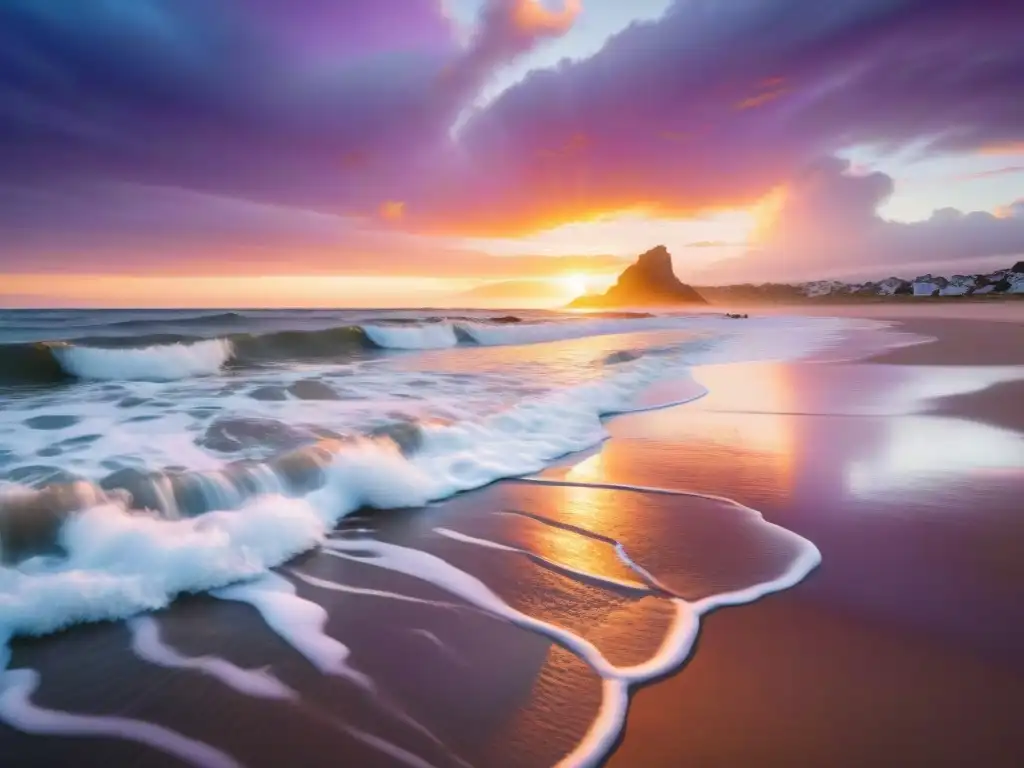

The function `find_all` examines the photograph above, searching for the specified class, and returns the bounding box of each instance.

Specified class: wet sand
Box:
[586,313,1024,766]
[3,312,1023,766]
[864,315,1024,431]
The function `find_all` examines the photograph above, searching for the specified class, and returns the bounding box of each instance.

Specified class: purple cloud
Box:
[409,0,1024,234]
[957,166,1024,181]
[0,179,627,278]
[0,0,1022,277]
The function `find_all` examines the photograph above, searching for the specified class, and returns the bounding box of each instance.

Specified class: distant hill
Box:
[453,279,572,308]
[696,262,1024,302]
[568,246,707,309]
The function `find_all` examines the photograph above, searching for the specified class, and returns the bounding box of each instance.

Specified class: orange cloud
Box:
[379,200,405,220]
[748,185,789,242]
[512,0,581,36]
[436,1,582,110]
[404,195,762,240]
[994,201,1023,219]
[956,165,1024,181]
[735,87,788,110]
[685,240,743,248]
[980,141,1024,156]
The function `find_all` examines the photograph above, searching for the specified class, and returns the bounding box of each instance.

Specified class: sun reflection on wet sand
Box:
[565,453,605,484]
[687,363,797,462]
[691,361,1024,417]
[556,363,802,505]
[503,507,633,584]
[845,415,1024,500]
[540,359,1024,512]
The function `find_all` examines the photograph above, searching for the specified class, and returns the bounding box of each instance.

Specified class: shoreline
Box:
[2,310,1023,766]
[856,315,1024,431]
[602,313,1024,765]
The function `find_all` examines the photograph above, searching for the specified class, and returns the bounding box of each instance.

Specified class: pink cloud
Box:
[696,158,1024,283]
[396,0,1024,235]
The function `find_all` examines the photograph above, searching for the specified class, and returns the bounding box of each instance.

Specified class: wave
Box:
[361,323,459,350]
[0,315,703,385]
[0,314,862,385]
[52,339,234,382]
[97,311,249,332]
[231,326,370,363]
[0,343,69,385]
[0,313,863,728]
[457,317,660,346]
[0,348,705,594]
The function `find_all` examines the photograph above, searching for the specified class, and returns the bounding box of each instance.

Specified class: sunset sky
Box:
[1,0,1022,307]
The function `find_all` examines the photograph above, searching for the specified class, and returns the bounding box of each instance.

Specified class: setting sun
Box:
[560,273,592,298]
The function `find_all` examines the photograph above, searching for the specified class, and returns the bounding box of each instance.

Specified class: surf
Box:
[0,314,694,384]
[0,314,860,652]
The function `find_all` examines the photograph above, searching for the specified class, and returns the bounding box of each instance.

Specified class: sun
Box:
[560,273,591,298]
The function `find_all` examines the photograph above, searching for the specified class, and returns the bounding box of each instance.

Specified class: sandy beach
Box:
[2,307,1023,767]
[593,310,1024,766]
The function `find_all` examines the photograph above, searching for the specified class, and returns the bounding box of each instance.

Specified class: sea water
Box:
[0,308,862,766]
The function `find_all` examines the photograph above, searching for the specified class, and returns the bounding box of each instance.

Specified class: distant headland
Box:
[567,246,707,309]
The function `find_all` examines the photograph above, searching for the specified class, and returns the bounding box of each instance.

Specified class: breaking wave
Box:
[0,349,709,624]
[52,339,234,382]
[361,323,459,350]
[0,310,905,768]
[0,315,708,384]
[0,314,863,637]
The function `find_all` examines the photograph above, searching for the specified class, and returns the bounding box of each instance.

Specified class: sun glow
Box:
[0,274,476,308]
[560,272,592,298]
[749,186,788,242]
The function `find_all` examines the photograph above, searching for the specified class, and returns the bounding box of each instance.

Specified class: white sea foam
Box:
[427,497,821,768]
[0,316,854,654]
[360,314,853,353]
[0,316,856,485]
[0,445,829,764]
[365,317,692,350]
[319,515,819,768]
[455,316,684,346]
[53,338,233,381]
[435,527,649,592]
[0,668,241,768]
[362,323,459,349]
[0,480,819,766]
[0,495,327,639]
[127,615,296,700]
[0,362,681,658]
[212,572,363,682]
[0,313,894,764]
[289,569,464,611]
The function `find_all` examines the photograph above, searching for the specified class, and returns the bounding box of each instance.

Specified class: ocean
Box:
[0,307,862,765]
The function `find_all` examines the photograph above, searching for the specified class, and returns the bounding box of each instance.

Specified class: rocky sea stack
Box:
[568,245,707,308]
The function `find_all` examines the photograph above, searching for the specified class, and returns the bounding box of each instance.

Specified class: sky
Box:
[1,0,1022,307]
